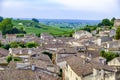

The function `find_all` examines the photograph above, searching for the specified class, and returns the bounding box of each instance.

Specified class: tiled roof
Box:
[65,55,115,77]
[0,69,59,80]
[0,48,9,57]
[10,48,42,55]
[6,34,16,37]
[58,47,77,54]
[42,43,69,49]
[115,19,120,22]
[55,37,74,42]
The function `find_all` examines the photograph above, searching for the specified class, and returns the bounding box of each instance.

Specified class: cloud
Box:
[54,0,119,13]
[0,0,4,10]
[0,0,119,19]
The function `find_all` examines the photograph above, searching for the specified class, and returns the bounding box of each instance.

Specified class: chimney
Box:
[83,60,86,64]
[31,64,35,71]
[88,54,92,60]
[93,68,98,76]
[9,48,12,55]
[99,57,106,65]
[28,49,32,55]
[20,50,22,54]
[100,69,105,79]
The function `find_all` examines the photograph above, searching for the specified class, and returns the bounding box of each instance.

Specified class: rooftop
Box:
[66,55,115,77]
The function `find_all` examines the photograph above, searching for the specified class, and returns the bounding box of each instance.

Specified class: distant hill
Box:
[16,18,100,28]
[12,18,100,37]
[12,19,74,37]
[38,19,100,28]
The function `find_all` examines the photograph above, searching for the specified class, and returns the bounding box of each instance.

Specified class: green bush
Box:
[100,51,119,62]
[14,57,22,61]
[17,34,24,37]
[6,55,12,63]
[25,42,39,48]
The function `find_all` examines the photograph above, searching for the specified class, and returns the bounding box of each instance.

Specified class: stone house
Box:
[24,34,36,38]
[9,48,37,63]
[0,48,61,80]
[41,33,54,41]
[62,55,116,80]
[108,57,120,67]
[73,30,92,39]
[91,30,97,36]
[6,34,17,42]
[114,19,120,28]
[0,60,60,80]
[102,40,120,52]
[96,36,112,46]
[98,30,109,37]
[108,57,120,80]
[0,48,9,57]
[109,29,116,37]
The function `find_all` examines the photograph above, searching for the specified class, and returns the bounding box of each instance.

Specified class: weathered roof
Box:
[58,47,77,54]
[0,69,59,80]
[114,19,120,22]
[55,37,74,42]
[6,34,16,37]
[0,56,59,80]
[41,33,54,38]
[66,55,115,77]
[0,48,9,57]
[10,48,42,55]
[113,57,120,62]
[34,53,52,68]
[75,30,91,34]
[80,50,100,59]
[0,58,8,65]
[42,43,69,49]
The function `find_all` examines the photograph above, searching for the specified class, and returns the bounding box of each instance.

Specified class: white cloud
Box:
[0,0,119,19]
[54,0,118,13]
[2,0,26,8]
[2,0,118,12]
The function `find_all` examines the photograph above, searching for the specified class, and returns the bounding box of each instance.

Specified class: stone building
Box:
[114,19,120,28]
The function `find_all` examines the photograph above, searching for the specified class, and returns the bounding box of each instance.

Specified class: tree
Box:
[102,18,111,26]
[10,42,19,48]
[100,51,119,62]
[98,18,112,27]
[115,27,120,40]
[32,18,39,23]
[6,55,13,63]
[111,17,116,26]
[0,18,13,35]
[0,41,2,47]
[14,57,22,61]
[80,25,97,32]
[18,42,26,48]
[26,42,39,48]
[0,16,3,22]
[2,44,10,50]
[6,28,26,34]
[9,42,26,48]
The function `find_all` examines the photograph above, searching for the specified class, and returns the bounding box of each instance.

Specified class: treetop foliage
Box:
[32,18,39,23]
[98,17,116,27]
[115,27,120,40]
[0,16,3,22]
[0,17,26,35]
[100,50,119,62]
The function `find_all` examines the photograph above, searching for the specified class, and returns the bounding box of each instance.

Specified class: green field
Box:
[12,20,74,37]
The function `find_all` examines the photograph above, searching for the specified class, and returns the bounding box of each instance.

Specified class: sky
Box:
[0,0,120,20]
